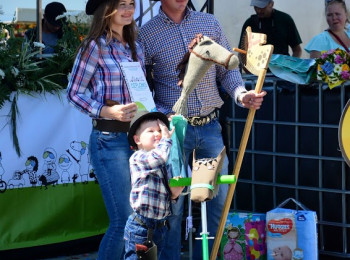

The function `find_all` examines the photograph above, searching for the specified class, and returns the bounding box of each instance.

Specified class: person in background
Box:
[66,0,142,259]
[24,2,67,54]
[305,0,350,58]
[137,0,266,259]
[240,0,302,57]
[124,111,184,259]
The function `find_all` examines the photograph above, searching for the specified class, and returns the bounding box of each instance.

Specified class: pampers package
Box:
[219,211,267,260]
[266,198,318,260]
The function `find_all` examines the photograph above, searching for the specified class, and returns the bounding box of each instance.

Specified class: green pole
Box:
[202,234,209,260]
[169,175,235,187]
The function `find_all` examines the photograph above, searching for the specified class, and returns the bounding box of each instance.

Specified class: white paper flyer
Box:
[120,62,157,112]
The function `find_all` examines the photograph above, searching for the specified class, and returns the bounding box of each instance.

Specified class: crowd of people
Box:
[66,0,350,259]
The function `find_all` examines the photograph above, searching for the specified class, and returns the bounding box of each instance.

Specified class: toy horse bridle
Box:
[188,34,235,70]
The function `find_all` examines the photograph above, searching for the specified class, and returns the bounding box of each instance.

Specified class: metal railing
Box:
[227,74,350,259]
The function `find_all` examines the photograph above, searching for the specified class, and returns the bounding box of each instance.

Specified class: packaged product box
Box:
[266,198,318,260]
[219,211,267,260]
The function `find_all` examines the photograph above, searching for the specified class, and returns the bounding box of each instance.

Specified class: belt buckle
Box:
[188,116,206,126]
[92,119,97,127]
[189,116,199,125]
[188,111,217,126]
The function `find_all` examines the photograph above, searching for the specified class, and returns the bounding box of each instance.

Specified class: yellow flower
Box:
[342,64,350,71]
[335,49,343,55]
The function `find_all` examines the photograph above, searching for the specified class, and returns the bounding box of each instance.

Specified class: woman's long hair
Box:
[79,0,138,61]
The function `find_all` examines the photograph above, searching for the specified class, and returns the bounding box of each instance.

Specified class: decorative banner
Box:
[0,91,109,250]
[339,99,350,167]
[0,1,161,251]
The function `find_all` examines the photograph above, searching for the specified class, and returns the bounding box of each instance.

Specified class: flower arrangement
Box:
[315,48,350,89]
[0,12,89,156]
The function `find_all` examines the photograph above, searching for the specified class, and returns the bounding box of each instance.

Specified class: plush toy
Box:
[172,34,239,116]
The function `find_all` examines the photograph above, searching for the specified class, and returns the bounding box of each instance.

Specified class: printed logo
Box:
[267,218,293,235]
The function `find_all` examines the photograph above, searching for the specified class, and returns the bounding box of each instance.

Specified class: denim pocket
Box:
[124,220,149,258]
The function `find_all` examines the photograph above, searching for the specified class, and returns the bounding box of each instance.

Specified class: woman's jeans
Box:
[124,213,168,260]
[89,129,133,260]
[159,119,229,260]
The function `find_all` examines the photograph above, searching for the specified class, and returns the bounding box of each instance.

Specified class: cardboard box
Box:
[219,212,267,260]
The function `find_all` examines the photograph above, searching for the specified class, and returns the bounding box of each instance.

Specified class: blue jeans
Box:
[160,119,229,260]
[124,213,168,260]
[89,129,133,260]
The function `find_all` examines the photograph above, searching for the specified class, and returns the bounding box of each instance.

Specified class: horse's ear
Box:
[197,36,212,46]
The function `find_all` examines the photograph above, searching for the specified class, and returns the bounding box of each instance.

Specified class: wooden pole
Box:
[209,68,267,260]
[36,0,42,55]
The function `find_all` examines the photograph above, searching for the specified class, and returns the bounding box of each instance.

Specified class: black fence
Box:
[225,75,350,259]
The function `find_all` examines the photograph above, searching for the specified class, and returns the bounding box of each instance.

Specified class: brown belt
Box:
[92,119,130,132]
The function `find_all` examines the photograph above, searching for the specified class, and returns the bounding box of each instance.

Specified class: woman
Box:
[305,0,350,58]
[67,0,141,259]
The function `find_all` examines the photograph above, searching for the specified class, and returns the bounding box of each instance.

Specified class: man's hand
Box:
[188,33,203,50]
[238,90,267,110]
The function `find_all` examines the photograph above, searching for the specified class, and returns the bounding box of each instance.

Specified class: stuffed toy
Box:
[172,34,239,116]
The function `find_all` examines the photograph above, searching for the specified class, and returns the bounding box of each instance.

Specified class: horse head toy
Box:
[172,34,239,116]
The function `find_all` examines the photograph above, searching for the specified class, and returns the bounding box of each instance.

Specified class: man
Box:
[24,2,67,54]
[138,1,266,259]
[240,0,302,57]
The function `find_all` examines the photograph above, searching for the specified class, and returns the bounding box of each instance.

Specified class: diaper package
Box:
[266,198,318,260]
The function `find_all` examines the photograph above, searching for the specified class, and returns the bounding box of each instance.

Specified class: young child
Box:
[124,111,184,260]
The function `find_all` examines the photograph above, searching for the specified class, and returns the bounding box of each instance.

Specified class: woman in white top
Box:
[305,0,350,58]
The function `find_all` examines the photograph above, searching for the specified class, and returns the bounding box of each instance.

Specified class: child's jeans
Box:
[124,212,169,260]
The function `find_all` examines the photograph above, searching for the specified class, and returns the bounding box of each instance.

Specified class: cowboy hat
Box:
[86,0,109,15]
[128,111,169,149]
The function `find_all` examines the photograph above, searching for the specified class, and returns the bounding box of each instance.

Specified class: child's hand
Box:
[170,176,185,200]
[170,186,185,200]
[158,119,175,139]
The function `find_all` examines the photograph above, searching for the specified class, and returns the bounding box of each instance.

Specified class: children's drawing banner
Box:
[0,92,108,250]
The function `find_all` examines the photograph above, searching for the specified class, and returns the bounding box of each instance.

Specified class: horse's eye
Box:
[206,50,210,56]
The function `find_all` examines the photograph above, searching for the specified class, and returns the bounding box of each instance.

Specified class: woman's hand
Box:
[100,102,138,122]
[238,90,267,110]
